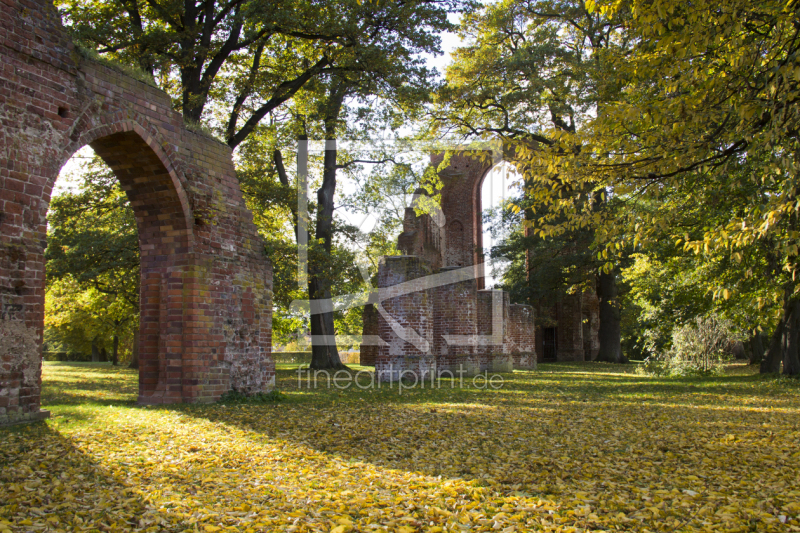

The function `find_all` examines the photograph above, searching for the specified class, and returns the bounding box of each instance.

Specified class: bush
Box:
[637,316,743,377]
[219,389,286,404]
[43,351,91,362]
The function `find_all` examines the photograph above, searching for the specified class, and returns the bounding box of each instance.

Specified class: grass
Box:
[2,361,799,532]
[73,45,159,89]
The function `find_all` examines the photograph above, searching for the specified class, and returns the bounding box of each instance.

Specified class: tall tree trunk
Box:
[749,331,765,365]
[129,330,139,369]
[762,315,786,373]
[112,333,119,366]
[91,338,99,362]
[761,296,800,374]
[308,80,348,371]
[99,347,108,362]
[595,269,627,363]
[784,300,800,375]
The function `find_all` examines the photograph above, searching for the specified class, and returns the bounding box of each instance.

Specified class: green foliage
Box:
[57,0,465,147]
[520,0,800,296]
[45,156,139,360]
[637,316,743,377]
[45,278,137,359]
[219,389,287,404]
[438,0,796,365]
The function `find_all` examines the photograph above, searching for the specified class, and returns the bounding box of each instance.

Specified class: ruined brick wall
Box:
[432,267,478,372]
[374,256,435,381]
[534,291,599,362]
[359,304,378,366]
[0,0,273,424]
[431,154,494,287]
[582,291,600,361]
[367,152,541,379]
[506,304,537,370]
[397,189,446,271]
[476,290,507,372]
[556,293,585,361]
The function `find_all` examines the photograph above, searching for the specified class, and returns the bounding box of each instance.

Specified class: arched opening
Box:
[478,161,517,289]
[44,129,192,405]
[44,145,141,400]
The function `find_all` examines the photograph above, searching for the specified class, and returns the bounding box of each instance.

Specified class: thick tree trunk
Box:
[761,298,800,376]
[129,330,139,369]
[309,278,345,370]
[762,315,786,373]
[749,332,766,365]
[112,334,119,366]
[307,143,344,370]
[784,300,800,375]
[99,347,108,362]
[595,269,627,363]
[308,81,348,371]
[91,338,99,362]
[761,298,800,374]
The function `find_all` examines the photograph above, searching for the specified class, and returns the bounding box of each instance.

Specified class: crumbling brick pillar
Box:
[0,0,274,425]
[557,293,585,361]
[476,290,508,373]
[375,256,435,382]
[506,304,537,370]
[432,266,478,375]
[582,291,600,361]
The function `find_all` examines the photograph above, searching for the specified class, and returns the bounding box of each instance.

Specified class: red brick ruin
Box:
[361,153,539,378]
[1,0,273,425]
[360,152,601,372]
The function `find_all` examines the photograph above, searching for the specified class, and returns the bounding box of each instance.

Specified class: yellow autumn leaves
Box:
[1,362,800,532]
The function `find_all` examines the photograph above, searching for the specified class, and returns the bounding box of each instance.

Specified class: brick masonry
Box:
[363,153,538,378]
[0,0,274,425]
[534,289,600,362]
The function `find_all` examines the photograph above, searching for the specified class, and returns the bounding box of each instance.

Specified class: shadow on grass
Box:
[41,362,138,408]
[27,360,800,531]
[0,422,161,530]
[174,363,800,531]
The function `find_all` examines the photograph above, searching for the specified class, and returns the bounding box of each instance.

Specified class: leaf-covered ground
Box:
[2,362,800,532]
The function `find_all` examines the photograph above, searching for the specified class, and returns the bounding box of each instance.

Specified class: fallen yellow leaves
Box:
[1,362,799,532]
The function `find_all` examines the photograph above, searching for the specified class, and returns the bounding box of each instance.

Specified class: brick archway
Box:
[0,0,274,425]
[77,129,192,404]
[432,153,496,288]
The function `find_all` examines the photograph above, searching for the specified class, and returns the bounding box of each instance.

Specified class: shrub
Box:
[638,316,743,377]
[218,389,286,404]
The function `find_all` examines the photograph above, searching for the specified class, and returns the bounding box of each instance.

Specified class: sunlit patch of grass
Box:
[41,362,138,405]
[1,360,797,531]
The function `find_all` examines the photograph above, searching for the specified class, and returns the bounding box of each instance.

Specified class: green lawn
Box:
[1,361,799,532]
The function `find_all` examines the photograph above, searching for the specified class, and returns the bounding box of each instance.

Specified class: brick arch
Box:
[0,0,274,425]
[57,119,195,240]
[433,153,496,288]
[53,128,194,404]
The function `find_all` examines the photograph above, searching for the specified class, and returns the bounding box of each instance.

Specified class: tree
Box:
[233,2,458,368]
[433,0,631,361]
[46,157,140,365]
[58,0,463,147]
[60,0,465,369]
[531,0,800,373]
[46,277,138,364]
